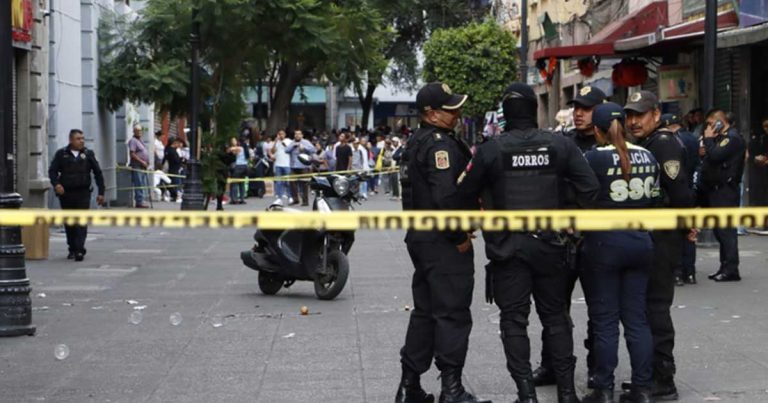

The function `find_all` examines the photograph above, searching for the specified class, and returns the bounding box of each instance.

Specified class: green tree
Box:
[347,0,490,129]
[423,20,518,121]
[98,0,384,135]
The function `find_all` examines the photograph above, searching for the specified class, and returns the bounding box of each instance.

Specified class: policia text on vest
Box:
[2,208,767,230]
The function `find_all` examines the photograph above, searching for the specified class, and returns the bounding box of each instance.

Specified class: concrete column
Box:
[17,1,50,208]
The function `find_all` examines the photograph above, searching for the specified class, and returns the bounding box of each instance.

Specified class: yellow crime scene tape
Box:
[114,164,398,183]
[1,208,767,231]
[226,166,400,183]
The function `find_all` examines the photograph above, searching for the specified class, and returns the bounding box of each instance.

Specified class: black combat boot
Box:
[438,369,491,403]
[395,366,434,403]
[619,386,653,403]
[556,371,580,403]
[581,389,614,403]
[622,378,676,401]
[513,378,538,403]
[652,361,678,401]
[651,377,677,401]
[531,365,556,386]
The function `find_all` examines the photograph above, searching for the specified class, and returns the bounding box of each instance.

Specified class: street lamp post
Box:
[519,0,528,83]
[702,0,717,111]
[0,1,36,336]
[181,7,205,211]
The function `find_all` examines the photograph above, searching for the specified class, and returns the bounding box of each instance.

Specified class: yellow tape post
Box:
[2,208,767,231]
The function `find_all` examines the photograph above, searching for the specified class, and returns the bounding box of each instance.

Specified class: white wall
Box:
[47,0,153,205]
[48,0,83,153]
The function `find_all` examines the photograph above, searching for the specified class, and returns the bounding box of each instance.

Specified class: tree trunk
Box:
[266,62,315,134]
[360,83,377,130]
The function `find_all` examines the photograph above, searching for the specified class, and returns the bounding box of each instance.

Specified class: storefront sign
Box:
[658,65,696,102]
[12,0,34,49]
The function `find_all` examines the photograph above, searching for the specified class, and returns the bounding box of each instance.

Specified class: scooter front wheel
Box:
[314,250,349,300]
[258,272,283,295]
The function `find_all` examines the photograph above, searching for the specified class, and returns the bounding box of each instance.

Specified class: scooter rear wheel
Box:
[258,272,283,295]
[314,250,349,300]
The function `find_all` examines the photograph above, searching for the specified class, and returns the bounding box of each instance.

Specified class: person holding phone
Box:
[698,109,746,282]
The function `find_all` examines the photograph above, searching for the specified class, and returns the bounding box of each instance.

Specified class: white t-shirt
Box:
[273,139,291,168]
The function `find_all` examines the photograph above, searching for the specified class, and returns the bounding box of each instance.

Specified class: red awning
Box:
[533,1,668,60]
[533,43,616,59]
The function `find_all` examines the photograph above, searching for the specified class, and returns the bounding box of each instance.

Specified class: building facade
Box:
[511,0,768,204]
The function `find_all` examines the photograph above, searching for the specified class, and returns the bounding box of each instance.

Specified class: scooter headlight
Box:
[332,176,350,196]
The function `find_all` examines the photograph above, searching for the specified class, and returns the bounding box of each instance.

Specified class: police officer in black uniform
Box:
[533,85,607,388]
[563,86,606,153]
[660,113,701,286]
[623,91,695,400]
[48,129,105,261]
[457,83,600,403]
[396,82,489,403]
[699,109,746,282]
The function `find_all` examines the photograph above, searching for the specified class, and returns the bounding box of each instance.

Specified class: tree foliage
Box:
[98,0,385,134]
[423,20,518,119]
[344,0,490,128]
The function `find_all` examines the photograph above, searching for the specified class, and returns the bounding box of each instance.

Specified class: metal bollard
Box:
[0,193,36,337]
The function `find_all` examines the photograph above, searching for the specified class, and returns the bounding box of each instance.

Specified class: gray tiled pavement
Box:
[2,194,768,402]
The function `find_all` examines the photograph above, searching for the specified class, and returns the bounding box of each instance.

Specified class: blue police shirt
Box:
[584,143,661,209]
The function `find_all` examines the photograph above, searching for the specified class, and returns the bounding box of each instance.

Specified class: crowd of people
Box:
[198,126,408,210]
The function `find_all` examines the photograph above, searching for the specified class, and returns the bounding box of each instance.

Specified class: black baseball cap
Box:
[592,102,625,132]
[660,113,682,127]
[567,86,606,108]
[624,91,659,114]
[416,82,468,113]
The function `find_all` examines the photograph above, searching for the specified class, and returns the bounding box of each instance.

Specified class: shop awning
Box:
[663,8,739,37]
[533,1,668,60]
[615,8,740,54]
[718,21,768,48]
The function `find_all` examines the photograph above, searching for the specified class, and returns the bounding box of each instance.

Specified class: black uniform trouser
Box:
[703,185,741,275]
[676,239,697,278]
[401,240,474,374]
[59,190,91,254]
[490,236,575,382]
[540,245,594,375]
[648,230,684,379]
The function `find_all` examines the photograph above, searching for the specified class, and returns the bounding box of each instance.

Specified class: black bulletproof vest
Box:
[400,129,433,211]
[701,134,745,187]
[492,130,559,210]
[58,150,92,190]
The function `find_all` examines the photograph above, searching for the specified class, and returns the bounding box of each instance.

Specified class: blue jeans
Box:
[359,180,368,198]
[274,166,291,198]
[581,231,654,389]
[229,164,248,202]
[131,170,148,204]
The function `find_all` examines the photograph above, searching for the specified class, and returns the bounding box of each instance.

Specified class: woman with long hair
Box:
[580,102,660,403]
[228,136,249,205]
